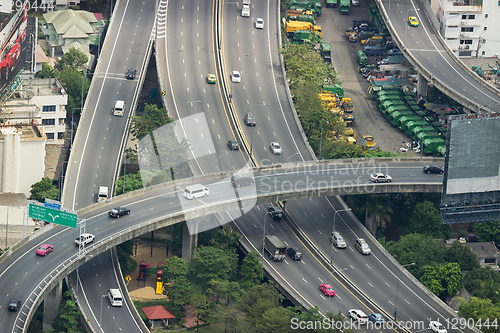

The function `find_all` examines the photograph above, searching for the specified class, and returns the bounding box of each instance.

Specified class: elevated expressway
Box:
[377,0,500,113]
[0,159,445,332]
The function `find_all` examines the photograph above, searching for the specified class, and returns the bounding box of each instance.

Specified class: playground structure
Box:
[137,260,150,287]
[156,262,164,295]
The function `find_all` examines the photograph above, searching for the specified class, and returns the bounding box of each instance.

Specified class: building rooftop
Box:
[21,78,67,97]
[0,125,43,140]
[465,242,499,259]
[0,193,28,206]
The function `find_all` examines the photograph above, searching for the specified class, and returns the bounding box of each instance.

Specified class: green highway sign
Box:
[29,203,77,228]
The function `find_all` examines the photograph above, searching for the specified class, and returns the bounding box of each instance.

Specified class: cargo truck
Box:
[326,0,338,7]
[289,14,315,24]
[98,186,109,202]
[339,0,350,14]
[264,235,287,261]
[289,0,322,16]
[362,135,375,150]
[322,84,344,98]
[319,41,331,63]
[241,0,250,17]
[287,9,313,17]
[285,21,322,37]
[291,30,321,44]
[341,97,353,113]
[357,50,367,65]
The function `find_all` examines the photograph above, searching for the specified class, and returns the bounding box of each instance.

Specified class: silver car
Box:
[270,142,282,155]
[355,238,371,255]
[331,232,346,248]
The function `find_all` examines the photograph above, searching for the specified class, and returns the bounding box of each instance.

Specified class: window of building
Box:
[462,14,467,19]
[482,51,486,55]
[447,37,458,40]
[58,132,64,140]
[59,118,65,125]
[42,119,55,126]
[461,27,473,32]
[484,258,496,264]
[484,27,487,31]
[458,51,472,57]
[468,15,475,19]
[46,133,54,140]
[43,105,56,112]
[460,39,473,44]
[485,14,488,18]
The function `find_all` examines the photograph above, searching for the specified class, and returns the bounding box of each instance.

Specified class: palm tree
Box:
[361,196,394,235]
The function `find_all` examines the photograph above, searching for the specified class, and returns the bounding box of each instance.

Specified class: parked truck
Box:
[357,50,367,65]
[319,41,331,63]
[287,8,312,17]
[339,0,350,14]
[322,84,344,98]
[289,0,322,17]
[344,29,357,42]
[341,97,354,113]
[285,21,322,38]
[291,29,321,44]
[362,135,375,150]
[241,0,250,17]
[264,235,287,261]
[326,0,338,7]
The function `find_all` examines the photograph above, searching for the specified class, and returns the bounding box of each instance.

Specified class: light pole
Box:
[421,117,428,158]
[405,8,420,47]
[251,103,270,155]
[99,294,108,333]
[319,119,329,159]
[394,262,415,321]
[262,212,271,257]
[331,208,351,263]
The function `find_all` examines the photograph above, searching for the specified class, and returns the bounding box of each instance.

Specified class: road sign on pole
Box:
[29,202,77,228]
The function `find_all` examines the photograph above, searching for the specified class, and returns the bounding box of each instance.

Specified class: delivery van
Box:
[113,100,125,116]
[363,46,384,56]
[98,186,108,202]
[183,184,209,200]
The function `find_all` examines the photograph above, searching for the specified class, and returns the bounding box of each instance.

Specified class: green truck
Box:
[289,0,322,16]
[326,0,338,8]
[291,30,321,44]
[322,84,344,99]
[319,41,332,63]
[357,50,367,65]
[339,0,350,14]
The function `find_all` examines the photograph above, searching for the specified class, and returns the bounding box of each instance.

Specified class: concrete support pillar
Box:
[1,128,21,193]
[181,221,195,261]
[417,73,429,98]
[43,280,63,330]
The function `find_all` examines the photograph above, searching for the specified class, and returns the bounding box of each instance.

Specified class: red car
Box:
[319,284,335,297]
[36,244,53,256]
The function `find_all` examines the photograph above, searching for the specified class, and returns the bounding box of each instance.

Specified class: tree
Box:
[474,220,500,244]
[445,241,480,271]
[420,263,462,298]
[237,283,284,327]
[357,196,394,235]
[54,48,89,71]
[239,251,264,290]
[116,239,134,273]
[114,171,144,195]
[384,233,446,278]
[322,140,366,160]
[188,246,237,288]
[210,280,243,332]
[164,276,192,311]
[407,201,451,239]
[56,66,90,115]
[464,266,500,296]
[255,307,293,333]
[51,291,85,333]
[212,301,250,332]
[189,291,209,330]
[209,225,242,252]
[161,256,188,283]
[457,297,500,333]
[35,63,56,78]
[130,104,173,141]
[30,177,58,202]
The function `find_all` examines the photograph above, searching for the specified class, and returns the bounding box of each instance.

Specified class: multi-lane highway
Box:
[380,0,500,112]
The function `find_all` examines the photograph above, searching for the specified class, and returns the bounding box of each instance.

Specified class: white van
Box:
[98,186,108,202]
[113,100,125,116]
[107,288,123,306]
[183,184,209,200]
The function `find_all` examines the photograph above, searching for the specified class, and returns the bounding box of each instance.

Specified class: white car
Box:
[231,70,241,83]
[348,309,368,324]
[255,18,264,29]
[75,233,95,246]
[369,173,392,183]
[270,142,282,155]
[351,0,359,6]
[429,321,447,333]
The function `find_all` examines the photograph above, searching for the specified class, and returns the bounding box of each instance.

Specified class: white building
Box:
[437,0,500,58]
[6,78,68,145]
[0,193,35,248]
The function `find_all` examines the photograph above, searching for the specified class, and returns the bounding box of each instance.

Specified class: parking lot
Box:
[316,2,414,153]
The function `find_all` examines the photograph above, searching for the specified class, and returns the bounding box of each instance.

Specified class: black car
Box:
[423,165,444,174]
[126,69,136,80]
[231,174,254,187]
[268,206,283,219]
[245,112,256,126]
[287,247,303,260]
[108,207,130,218]
[8,298,21,311]
[228,140,239,150]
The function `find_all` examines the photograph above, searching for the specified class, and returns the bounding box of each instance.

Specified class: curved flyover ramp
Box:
[377,0,500,113]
